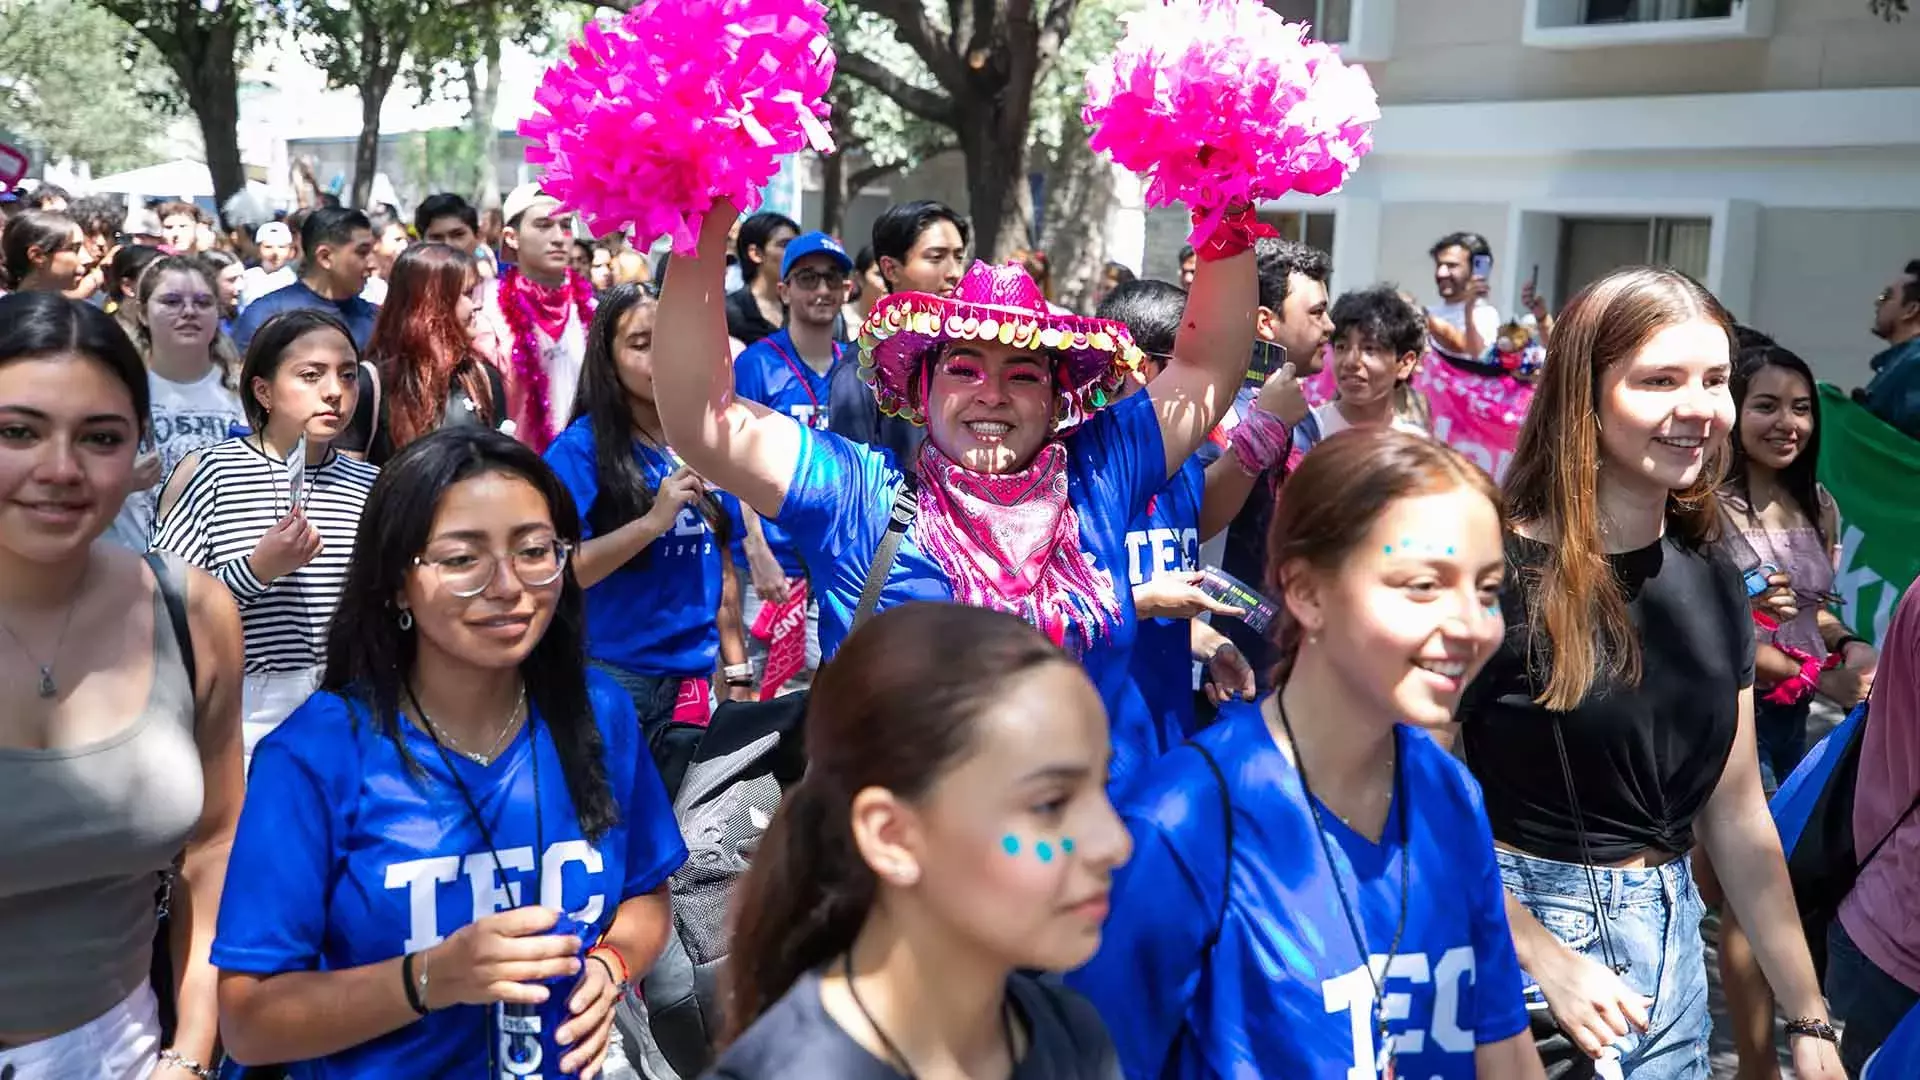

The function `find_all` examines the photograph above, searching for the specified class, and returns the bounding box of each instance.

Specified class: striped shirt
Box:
[152,438,378,674]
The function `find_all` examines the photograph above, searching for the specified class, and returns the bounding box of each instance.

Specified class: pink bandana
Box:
[498,267,595,451]
[912,440,1123,654]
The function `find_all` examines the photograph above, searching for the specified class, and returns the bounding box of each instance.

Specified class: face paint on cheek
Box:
[1001,834,1078,862]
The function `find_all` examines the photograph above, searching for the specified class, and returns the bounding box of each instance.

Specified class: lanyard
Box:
[763,335,841,428]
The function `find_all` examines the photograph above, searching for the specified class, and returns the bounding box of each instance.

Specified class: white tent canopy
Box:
[90,159,214,199]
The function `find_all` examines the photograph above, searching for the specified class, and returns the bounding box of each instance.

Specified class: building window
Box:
[1267,0,1351,44]
[1581,0,1733,23]
[1258,210,1337,254]
[1556,216,1711,301]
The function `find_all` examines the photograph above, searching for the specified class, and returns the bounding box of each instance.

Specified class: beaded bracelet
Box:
[158,1050,216,1079]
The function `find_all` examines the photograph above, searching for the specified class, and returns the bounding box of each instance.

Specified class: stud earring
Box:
[397,609,413,631]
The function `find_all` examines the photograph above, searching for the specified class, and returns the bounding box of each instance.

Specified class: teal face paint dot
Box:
[1036,841,1055,863]
[1061,837,1076,854]
[1001,834,1020,856]
[1383,545,1393,554]
[1446,546,1456,555]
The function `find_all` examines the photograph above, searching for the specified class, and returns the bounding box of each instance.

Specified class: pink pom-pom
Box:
[1082,0,1380,245]
[519,0,837,254]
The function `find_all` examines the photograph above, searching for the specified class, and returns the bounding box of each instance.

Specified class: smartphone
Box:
[1528,264,1540,291]
[1197,567,1277,633]
[1470,253,1493,280]
[1244,339,1287,389]
[287,433,308,512]
[1742,563,1778,598]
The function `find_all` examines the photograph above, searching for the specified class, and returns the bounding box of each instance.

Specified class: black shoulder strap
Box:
[1187,740,1233,950]
[144,551,195,693]
[851,480,917,630]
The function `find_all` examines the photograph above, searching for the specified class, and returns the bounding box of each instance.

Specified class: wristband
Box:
[588,943,631,987]
[1785,1017,1838,1044]
[723,662,753,682]
[1192,200,1279,262]
[1228,409,1292,477]
[401,950,429,1016]
[1833,634,1868,656]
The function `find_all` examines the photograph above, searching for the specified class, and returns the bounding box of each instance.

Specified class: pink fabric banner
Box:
[1411,351,1535,483]
[750,578,810,701]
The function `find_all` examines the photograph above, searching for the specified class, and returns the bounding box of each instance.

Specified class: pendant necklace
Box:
[1277,695,1410,1080]
[1,561,88,699]
[411,684,527,765]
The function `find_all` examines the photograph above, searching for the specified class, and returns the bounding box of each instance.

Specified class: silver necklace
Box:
[413,685,527,765]
[1,563,88,699]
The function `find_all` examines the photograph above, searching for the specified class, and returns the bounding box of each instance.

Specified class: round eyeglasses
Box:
[413,538,572,598]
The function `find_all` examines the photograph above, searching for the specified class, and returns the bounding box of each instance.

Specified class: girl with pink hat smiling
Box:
[656,202,1268,790]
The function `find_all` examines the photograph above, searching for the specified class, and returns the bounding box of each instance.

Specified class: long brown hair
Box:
[364,243,494,449]
[1504,266,1735,710]
[1265,429,1504,685]
[722,602,1070,1042]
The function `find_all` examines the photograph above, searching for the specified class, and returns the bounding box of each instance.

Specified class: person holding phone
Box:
[152,309,378,770]
[1427,232,1501,364]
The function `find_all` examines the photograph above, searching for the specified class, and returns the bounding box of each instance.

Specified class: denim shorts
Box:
[1498,847,1711,1080]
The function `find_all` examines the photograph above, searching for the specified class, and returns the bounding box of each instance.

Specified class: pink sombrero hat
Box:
[856,261,1146,430]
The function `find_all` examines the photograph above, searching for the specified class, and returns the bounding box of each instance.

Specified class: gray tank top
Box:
[0,552,203,1035]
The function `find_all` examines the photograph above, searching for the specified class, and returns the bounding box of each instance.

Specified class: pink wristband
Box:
[1229,409,1292,477]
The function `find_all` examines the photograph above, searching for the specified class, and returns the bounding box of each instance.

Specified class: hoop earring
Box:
[397,609,413,631]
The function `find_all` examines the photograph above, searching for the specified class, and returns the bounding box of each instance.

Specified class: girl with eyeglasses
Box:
[213,427,686,1077]
[104,255,246,551]
[151,309,378,770]
[546,284,748,729]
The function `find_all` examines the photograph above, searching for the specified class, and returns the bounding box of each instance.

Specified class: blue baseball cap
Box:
[781,231,853,279]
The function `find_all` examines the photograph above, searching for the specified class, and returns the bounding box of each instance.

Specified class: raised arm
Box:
[1145,233,1257,481]
[653,204,803,519]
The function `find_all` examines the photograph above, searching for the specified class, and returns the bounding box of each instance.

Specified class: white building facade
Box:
[1130,0,1920,388]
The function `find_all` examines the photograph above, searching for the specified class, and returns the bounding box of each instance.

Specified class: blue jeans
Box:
[1828,919,1920,1076]
[1754,697,1812,794]
[1498,848,1711,1079]
[591,662,684,736]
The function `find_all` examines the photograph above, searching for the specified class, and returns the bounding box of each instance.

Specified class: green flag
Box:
[1816,383,1920,644]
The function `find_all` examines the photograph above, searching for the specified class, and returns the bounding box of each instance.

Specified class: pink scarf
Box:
[498,267,595,451]
[912,440,1122,655]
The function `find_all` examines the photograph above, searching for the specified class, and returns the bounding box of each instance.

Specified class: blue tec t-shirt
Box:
[1069,700,1530,1079]
[211,675,688,1078]
[733,330,848,579]
[231,280,379,353]
[1123,455,1206,747]
[546,418,724,678]
[777,390,1168,785]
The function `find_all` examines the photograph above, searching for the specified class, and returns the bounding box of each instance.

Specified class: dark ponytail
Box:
[721,602,1069,1041]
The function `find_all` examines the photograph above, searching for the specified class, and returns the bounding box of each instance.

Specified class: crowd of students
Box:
[0,172,1916,1080]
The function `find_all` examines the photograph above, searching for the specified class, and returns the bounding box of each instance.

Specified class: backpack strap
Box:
[363,360,383,452]
[144,551,195,694]
[1186,741,1234,950]
[851,480,917,630]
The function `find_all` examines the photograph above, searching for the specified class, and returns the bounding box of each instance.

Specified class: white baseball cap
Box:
[502,182,563,228]
[255,222,293,246]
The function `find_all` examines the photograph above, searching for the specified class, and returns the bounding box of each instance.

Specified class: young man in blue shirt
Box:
[231,206,378,352]
[730,231,853,693]
[1862,258,1920,439]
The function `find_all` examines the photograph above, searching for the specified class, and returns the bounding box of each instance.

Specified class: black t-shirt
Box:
[337,359,506,465]
[1217,465,1284,694]
[1459,531,1756,862]
[706,969,1122,1080]
[726,287,780,347]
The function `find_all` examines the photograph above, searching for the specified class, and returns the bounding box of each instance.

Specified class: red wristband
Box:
[1192,200,1279,262]
[587,943,631,986]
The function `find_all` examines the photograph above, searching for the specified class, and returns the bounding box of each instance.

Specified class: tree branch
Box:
[847,0,966,91]
[837,51,958,129]
[846,162,902,193]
